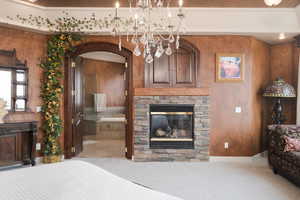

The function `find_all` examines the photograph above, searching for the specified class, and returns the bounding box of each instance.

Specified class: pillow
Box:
[283,136,300,152]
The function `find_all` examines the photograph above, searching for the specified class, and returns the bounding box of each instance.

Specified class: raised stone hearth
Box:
[133,94,210,162]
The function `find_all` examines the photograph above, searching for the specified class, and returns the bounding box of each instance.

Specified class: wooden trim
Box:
[134,88,210,96]
[64,42,134,159]
[144,39,200,88]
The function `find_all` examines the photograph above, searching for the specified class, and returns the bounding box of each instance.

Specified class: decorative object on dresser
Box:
[0,121,37,170]
[216,53,244,82]
[263,77,296,124]
[0,49,29,112]
[268,125,300,186]
[0,98,8,123]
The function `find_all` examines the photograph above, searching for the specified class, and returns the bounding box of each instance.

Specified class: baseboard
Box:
[210,156,253,162]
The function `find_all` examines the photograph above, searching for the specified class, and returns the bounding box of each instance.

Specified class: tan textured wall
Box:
[0,26,47,147]
[0,25,285,156]
[83,58,125,107]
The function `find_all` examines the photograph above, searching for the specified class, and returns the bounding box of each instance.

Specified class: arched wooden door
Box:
[64,42,134,159]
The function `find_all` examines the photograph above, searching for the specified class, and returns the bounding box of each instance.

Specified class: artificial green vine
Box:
[41,33,81,157]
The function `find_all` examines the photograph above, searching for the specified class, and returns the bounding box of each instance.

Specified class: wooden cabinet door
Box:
[145,54,172,88]
[172,45,196,88]
[145,39,198,88]
[72,57,84,156]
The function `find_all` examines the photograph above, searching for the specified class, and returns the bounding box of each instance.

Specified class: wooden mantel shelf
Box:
[134,88,210,96]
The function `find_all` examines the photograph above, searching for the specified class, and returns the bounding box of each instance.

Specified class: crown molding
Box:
[1,0,300,44]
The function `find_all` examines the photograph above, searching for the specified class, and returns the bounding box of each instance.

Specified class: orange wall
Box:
[269,42,298,125]
[83,58,126,107]
[0,26,48,155]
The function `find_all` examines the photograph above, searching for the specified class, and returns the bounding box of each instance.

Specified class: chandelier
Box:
[111,0,186,63]
[264,0,282,6]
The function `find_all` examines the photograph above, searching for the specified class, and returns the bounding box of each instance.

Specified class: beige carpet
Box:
[78,139,125,158]
[74,157,300,200]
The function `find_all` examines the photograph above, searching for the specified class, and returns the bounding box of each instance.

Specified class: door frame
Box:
[64,42,134,159]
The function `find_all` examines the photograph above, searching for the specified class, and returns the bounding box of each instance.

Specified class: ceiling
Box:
[23,0,300,8]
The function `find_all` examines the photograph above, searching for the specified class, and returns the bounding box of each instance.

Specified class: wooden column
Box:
[295,35,300,125]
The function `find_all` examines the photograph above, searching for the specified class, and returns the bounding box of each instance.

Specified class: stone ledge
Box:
[134,88,210,96]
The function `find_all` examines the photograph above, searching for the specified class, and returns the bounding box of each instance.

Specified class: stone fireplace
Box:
[133,88,210,162]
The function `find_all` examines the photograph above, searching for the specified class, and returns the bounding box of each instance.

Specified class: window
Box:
[0,68,28,112]
[0,70,12,110]
[0,49,28,112]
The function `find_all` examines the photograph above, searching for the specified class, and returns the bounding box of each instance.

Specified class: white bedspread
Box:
[0,161,182,200]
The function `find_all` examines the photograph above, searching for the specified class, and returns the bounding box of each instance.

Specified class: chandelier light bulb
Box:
[264,0,282,6]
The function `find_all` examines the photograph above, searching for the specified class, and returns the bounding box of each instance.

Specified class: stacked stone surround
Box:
[133,95,210,162]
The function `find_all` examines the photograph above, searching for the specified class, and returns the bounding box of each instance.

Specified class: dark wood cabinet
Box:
[145,39,199,88]
[0,122,37,169]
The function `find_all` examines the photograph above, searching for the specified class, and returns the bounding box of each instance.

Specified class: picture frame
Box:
[216,53,244,82]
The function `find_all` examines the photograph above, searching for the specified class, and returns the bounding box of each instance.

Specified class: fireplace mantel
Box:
[134,88,210,96]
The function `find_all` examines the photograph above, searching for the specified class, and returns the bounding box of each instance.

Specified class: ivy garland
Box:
[41,33,81,160]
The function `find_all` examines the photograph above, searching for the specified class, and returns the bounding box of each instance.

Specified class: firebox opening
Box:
[150,104,194,149]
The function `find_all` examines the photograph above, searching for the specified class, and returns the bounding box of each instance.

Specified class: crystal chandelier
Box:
[264,0,282,6]
[111,0,186,63]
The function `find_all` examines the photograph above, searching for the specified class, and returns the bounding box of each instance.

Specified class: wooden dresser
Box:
[0,122,37,170]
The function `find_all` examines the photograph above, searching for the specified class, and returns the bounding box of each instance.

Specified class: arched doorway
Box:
[63,42,133,160]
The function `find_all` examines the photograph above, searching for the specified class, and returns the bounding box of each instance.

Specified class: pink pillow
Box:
[284,136,300,152]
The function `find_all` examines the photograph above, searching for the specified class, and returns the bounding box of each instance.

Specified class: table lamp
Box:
[263,77,296,124]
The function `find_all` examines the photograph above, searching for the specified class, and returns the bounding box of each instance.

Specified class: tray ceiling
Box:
[23,0,300,8]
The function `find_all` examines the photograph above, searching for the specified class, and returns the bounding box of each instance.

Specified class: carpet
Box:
[74,157,300,200]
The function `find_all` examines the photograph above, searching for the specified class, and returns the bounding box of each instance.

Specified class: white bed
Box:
[0,161,182,200]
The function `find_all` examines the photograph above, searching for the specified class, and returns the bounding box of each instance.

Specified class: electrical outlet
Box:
[224,142,229,149]
[235,106,242,113]
[36,143,41,151]
[36,106,42,112]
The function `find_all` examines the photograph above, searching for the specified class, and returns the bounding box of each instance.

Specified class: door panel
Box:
[72,56,84,156]
[175,48,193,83]
[153,55,171,84]
[147,54,172,88]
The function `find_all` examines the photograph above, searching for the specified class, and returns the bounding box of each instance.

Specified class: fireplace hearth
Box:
[150,104,194,149]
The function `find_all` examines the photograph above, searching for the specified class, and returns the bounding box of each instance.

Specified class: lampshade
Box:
[263,77,296,98]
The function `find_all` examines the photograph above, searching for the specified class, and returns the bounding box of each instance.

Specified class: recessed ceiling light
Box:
[264,0,282,6]
[279,33,286,40]
[28,0,38,2]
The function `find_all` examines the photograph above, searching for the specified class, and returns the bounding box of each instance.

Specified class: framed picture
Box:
[216,53,244,82]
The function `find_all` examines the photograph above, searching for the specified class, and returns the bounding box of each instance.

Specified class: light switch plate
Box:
[36,143,41,151]
[36,106,41,112]
[235,106,242,113]
[224,142,229,149]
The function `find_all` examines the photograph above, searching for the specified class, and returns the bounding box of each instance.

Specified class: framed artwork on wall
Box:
[216,53,244,82]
